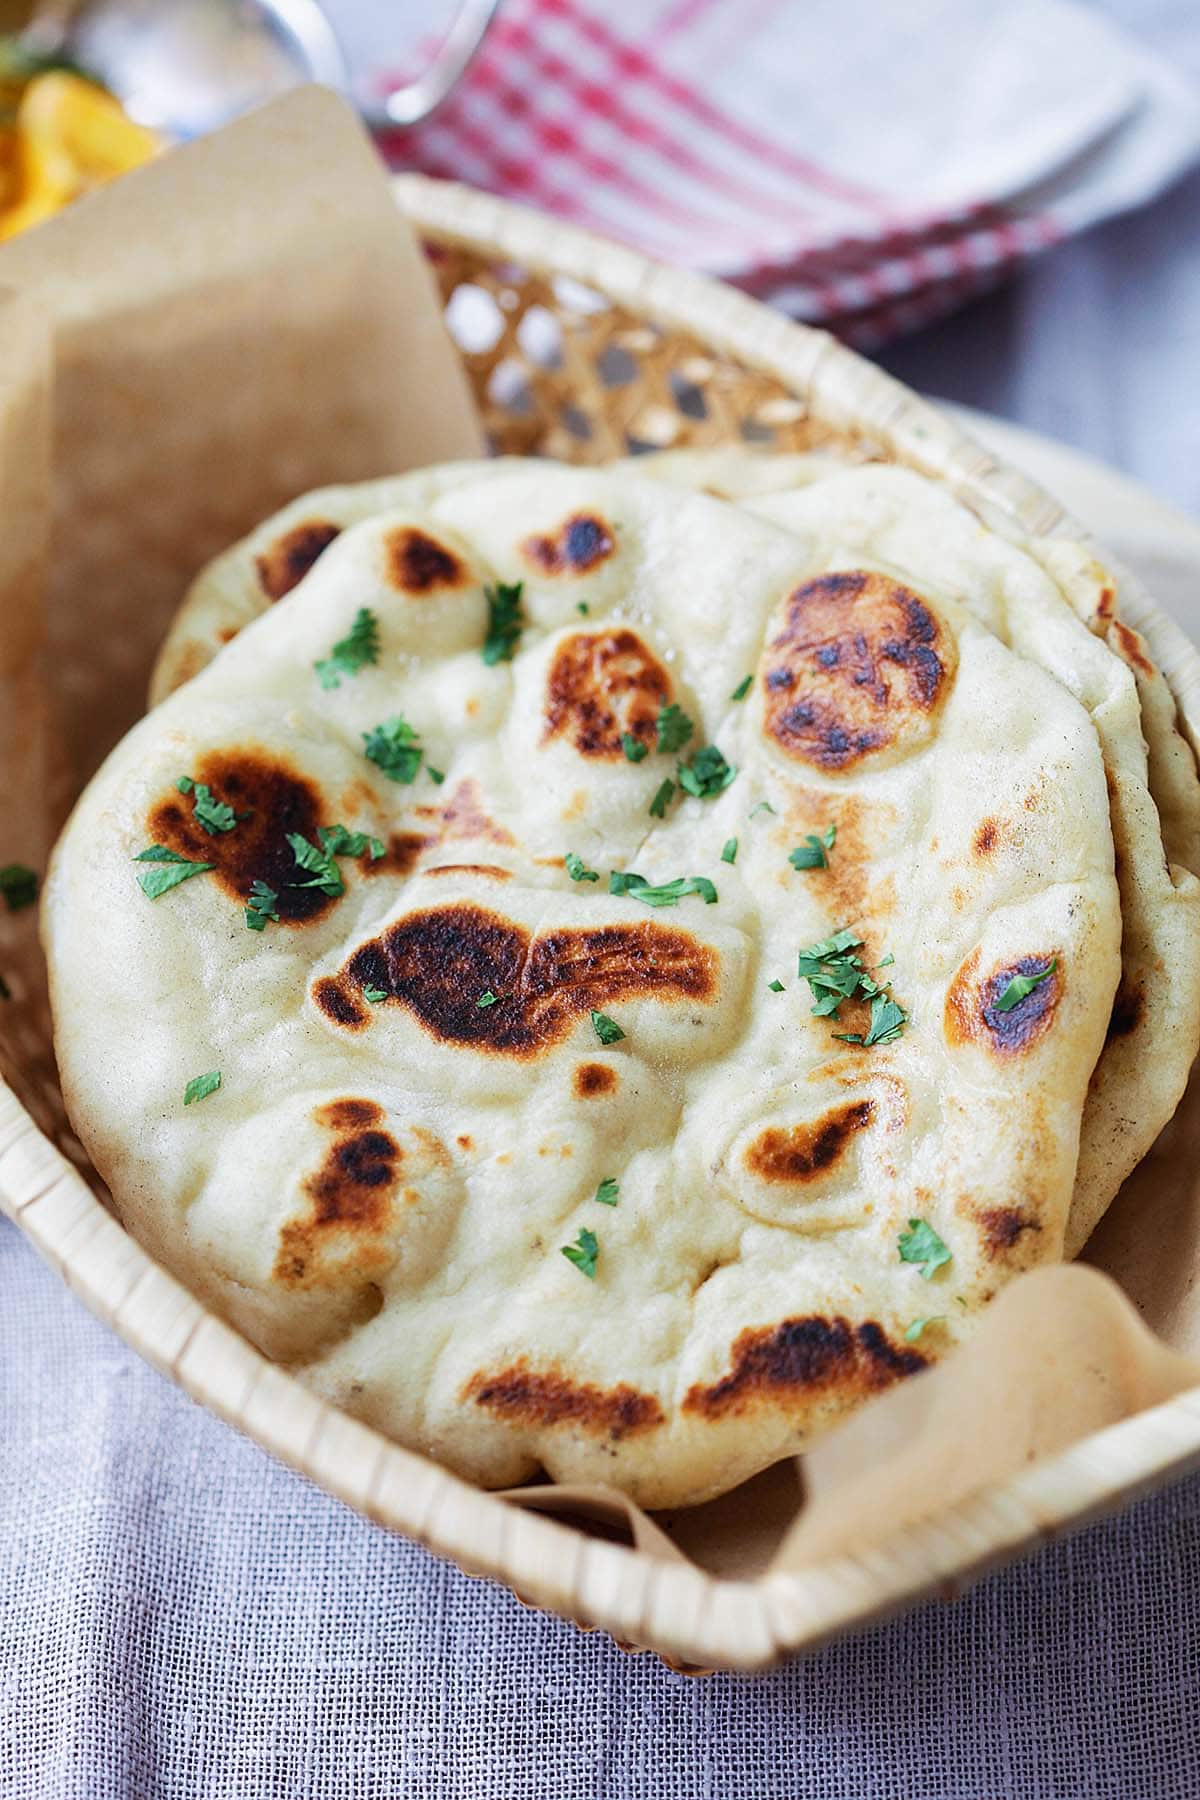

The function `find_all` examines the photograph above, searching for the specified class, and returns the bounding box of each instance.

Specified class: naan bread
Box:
[47,465,1122,1506]
[632,449,1200,1256]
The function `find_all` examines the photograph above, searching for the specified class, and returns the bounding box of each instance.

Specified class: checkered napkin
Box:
[377,0,1200,344]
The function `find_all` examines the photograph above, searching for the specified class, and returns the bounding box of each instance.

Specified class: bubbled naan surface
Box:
[46,466,1122,1506]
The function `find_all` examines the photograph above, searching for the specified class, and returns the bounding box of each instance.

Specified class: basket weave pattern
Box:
[3,174,1200,1671]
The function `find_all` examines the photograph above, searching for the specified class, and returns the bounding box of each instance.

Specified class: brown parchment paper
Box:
[0,85,483,806]
[0,101,1198,1596]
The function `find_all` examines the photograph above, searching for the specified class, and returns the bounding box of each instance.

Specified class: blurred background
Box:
[1,0,1196,514]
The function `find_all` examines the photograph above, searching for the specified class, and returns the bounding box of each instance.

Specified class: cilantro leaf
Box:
[788,824,836,871]
[591,1010,625,1045]
[561,1227,599,1280]
[595,1177,619,1207]
[898,1219,952,1281]
[320,824,384,861]
[768,979,785,993]
[995,960,1057,1013]
[482,581,525,665]
[0,863,38,912]
[133,846,215,900]
[476,990,498,1008]
[363,715,424,784]
[363,986,388,1004]
[609,870,717,907]
[749,800,776,819]
[287,832,343,897]
[177,776,240,835]
[656,702,694,754]
[730,674,752,702]
[620,733,649,764]
[648,778,676,819]
[904,1315,946,1343]
[678,744,736,799]
[835,992,909,1047]
[720,837,738,865]
[428,766,446,785]
[315,607,379,689]
[183,1070,221,1107]
[244,879,279,931]
[565,851,600,883]
[576,601,590,615]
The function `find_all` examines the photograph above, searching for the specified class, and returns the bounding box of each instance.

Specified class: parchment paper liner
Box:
[1,99,1198,1664]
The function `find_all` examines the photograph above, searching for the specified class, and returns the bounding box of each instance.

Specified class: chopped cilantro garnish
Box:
[834,991,908,1047]
[595,1177,619,1207]
[244,879,279,931]
[768,979,785,993]
[286,825,381,900]
[476,990,498,1008]
[620,733,648,763]
[904,1314,946,1343]
[482,580,525,665]
[0,863,38,912]
[183,1070,221,1107]
[796,927,907,1043]
[362,715,424,784]
[315,607,379,689]
[561,1227,599,1280]
[363,986,388,1004]
[565,851,600,883]
[656,702,694,754]
[177,776,239,835]
[609,870,717,907]
[576,601,590,615]
[678,744,736,799]
[591,1010,625,1045]
[730,674,753,702]
[428,766,446,785]
[720,837,738,865]
[789,824,836,871]
[995,960,1057,1013]
[898,1219,952,1281]
[648,778,676,819]
[749,800,776,818]
[133,846,215,900]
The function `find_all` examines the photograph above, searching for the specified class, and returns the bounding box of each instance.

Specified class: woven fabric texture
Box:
[2,1214,1199,1798]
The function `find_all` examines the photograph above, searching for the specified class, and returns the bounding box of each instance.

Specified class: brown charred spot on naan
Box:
[255,519,342,601]
[147,746,353,925]
[334,901,716,1057]
[413,778,517,847]
[521,512,615,577]
[978,1206,1040,1258]
[574,1062,618,1098]
[424,863,512,880]
[543,628,671,759]
[1096,584,1116,622]
[360,831,429,879]
[215,626,238,645]
[384,526,466,595]
[973,818,1001,857]
[1106,979,1144,1041]
[464,1361,663,1438]
[745,1100,874,1184]
[1110,618,1156,679]
[313,976,368,1030]
[682,1314,925,1420]
[944,950,1061,1054]
[761,571,953,772]
[274,1102,406,1289]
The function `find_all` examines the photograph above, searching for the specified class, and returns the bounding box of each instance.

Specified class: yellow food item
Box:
[0,68,157,240]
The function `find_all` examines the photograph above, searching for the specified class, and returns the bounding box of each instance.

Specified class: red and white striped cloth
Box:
[376,0,1200,345]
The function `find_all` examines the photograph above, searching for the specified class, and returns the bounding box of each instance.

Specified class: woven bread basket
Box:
[3,172,1200,1673]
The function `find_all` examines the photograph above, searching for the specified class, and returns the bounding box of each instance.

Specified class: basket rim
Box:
[5,171,1200,1672]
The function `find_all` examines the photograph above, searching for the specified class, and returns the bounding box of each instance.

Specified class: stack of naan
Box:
[43,448,1200,1508]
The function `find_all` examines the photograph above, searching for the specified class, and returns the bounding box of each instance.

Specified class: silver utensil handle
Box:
[362,0,501,130]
